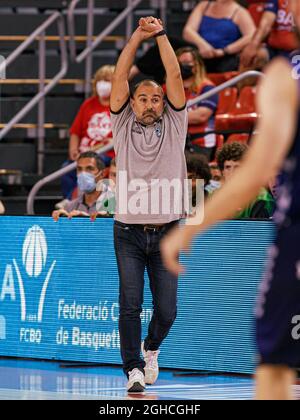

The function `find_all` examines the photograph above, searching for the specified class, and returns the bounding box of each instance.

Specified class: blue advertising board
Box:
[0,216,274,374]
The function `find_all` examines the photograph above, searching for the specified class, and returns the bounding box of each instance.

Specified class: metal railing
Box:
[187,71,264,108]
[26,141,114,215]
[67,0,167,96]
[68,0,143,97]
[0,11,68,176]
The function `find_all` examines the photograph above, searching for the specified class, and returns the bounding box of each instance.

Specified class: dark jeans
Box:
[114,220,179,375]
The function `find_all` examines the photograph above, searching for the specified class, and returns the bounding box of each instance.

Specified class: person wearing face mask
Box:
[176,47,219,162]
[205,161,223,193]
[52,151,106,221]
[129,37,193,85]
[56,65,115,210]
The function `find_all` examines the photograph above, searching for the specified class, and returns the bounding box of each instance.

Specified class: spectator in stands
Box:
[186,153,212,211]
[216,142,275,218]
[241,0,297,68]
[206,161,223,193]
[209,161,222,182]
[52,152,106,221]
[129,37,193,85]
[183,0,256,73]
[57,65,115,209]
[176,47,219,161]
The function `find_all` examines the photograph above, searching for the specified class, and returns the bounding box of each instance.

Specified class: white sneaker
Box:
[127,368,145,393]
[55,198,71,210]
[141,341,160,385]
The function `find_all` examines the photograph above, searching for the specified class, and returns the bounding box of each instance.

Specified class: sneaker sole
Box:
[127,382,145,393]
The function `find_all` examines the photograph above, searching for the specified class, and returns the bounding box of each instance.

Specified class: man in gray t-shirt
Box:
[52,151,108,220]
[110,17,188,393]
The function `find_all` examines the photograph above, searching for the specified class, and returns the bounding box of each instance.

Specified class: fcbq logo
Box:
[16,225,56,323]
[0,226,56,343]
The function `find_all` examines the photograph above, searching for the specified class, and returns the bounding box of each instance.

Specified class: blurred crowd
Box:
[51,0,295,221]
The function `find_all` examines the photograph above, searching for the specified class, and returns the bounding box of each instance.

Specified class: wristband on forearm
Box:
[154,29,166,38]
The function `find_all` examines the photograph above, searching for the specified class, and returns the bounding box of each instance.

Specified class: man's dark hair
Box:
[77,151,106,171]
[216,142,248,171]
[186,153,212,186]
[130,79,164,99]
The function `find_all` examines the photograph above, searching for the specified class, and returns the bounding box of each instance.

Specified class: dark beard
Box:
[139,114,159,126]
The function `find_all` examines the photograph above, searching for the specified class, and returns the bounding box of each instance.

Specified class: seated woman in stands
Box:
[176,47,218,161]
[57,65,115,209]
[183,0,256,73]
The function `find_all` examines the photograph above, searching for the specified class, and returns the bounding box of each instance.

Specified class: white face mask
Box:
[96,80,112,100]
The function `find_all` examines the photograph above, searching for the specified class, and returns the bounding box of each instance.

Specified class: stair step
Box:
[0,97,82,125]
[0,128,69,139]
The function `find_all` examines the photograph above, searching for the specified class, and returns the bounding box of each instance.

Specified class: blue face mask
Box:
[77,172,97,193]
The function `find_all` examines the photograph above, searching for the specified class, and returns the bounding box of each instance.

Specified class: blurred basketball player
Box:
[161,0,300,401]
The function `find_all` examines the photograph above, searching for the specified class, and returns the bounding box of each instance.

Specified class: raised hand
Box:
[139,16,163,33]
[131,17,164,42]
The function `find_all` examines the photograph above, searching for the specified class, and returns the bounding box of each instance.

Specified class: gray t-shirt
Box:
[64,187,114,215]
[65,194,98,215]
[111,99,188,224]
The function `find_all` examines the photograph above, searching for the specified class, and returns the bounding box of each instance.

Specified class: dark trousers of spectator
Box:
[204,54,239,73]
[114,220,179,376]
[61,160,77,200]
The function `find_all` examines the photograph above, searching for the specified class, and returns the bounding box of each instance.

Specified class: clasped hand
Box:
[134,16,164,41]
